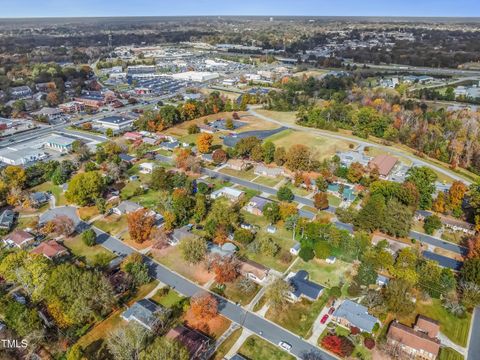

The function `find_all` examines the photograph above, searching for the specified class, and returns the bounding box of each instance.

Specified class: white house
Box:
[139,162,155,174]
[210,187,245,201]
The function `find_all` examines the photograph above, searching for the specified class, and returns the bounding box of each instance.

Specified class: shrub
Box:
[82,229,96,247]
[330,286,341,299]
[364,338,375,350]
[299,247,314,262]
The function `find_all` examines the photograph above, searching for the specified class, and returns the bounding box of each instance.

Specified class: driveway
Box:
[467,307,480,360]
[93,225,334,360]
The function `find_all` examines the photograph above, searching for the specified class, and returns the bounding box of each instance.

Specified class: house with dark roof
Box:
[169,224,196,246]
[119,153,136,164]
[387,316,441,360]
[0,209,15,231]
[30,192,49,208]
[31,240,68,260]
[332,300,379,333]
[286,270,324,302]
[121,299,168,331]
[244,196,272,216]
[166,325,211,360]
[208,242,238,257]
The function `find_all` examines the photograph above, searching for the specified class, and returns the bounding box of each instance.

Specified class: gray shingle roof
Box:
[289,270,324,300]
[122,299,165,330]
[333,300,379,332]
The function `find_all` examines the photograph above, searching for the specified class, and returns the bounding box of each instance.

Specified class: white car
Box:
[278,341,292,351]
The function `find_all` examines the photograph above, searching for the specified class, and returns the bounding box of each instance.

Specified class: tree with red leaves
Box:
[212,149,227,164]
[211,255,239,284]
[313,192,329,210]
[321,335,354,357]
[364,337,375,350]
[467,235,480,259]
[190,292,218,321]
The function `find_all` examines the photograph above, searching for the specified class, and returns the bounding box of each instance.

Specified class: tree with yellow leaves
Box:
[197,133,213,154]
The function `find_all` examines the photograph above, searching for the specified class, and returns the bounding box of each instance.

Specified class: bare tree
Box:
[107,322,149,360]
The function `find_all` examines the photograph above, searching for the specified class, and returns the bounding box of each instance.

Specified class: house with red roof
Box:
[31,240,68,260]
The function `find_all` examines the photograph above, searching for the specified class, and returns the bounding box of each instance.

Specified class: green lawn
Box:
[213,328,242,360]
[439,347,464,360]
[327,194,342,207]
[216,278,260,306]
[291,258,353,288]
[63,235,115,265]
[266,292,330,338]
[150,288,184,308]
[238,335,295,360]
[129,189,162,210]
[32,181,67,206]
[415,299,471,347]
[219,167,257,181]
[441,230,466,245]
[239,211,296,272]
[93,215,128,236]
[253,176,283,187]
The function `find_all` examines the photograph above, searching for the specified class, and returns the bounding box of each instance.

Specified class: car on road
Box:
[320,314,329,324]
[278,341,292,351]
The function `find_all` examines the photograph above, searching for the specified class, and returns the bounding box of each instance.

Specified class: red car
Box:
[320,314,329,324]
[328,307,335,315]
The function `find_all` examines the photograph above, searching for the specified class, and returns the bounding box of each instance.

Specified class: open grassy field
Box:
[93,215,128,236]
[238,335,295,360]
[327,194,342,207]
[240,211,296,272]
[266,292,329,338]
[291,258,354,288]
[293,69,330,78]
[215,277,260,306]
[256,109,298,126]
[150,288,184,308]
[397,298,471,347]
[439,347,465,360]
[219,167,257,181]
[78,206,100,221]
[63,235,115,265]
[266,129,352,161]
[252,175,283,187]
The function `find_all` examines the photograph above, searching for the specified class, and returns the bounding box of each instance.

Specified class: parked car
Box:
[278,341,292,351]
[320,314,329,324]
[328,307,335,315]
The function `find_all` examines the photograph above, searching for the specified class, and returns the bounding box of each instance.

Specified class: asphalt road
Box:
[93,224,334,360]
[156,153,467,262]
[467,307,480,360]
[249,107,472,186]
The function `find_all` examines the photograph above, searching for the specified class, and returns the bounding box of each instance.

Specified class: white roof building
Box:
[170,71,219,82]
[0,147,47,165]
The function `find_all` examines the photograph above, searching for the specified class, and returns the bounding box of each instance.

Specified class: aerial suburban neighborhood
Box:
[0,2,480,360]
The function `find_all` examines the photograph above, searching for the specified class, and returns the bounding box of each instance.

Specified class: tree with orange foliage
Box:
[197,133,213,154]
[432,192,446,214]
[127,208,155,243]
[183,102,197,120]
[210,254,239,284]
[175,148,192,169]
[347,162,365,183]
[52,215,75,236]
[190,292,218,321]
[447,180,467,213]
[46,91,60,106]
[313,192,329,210]
[467,235,480,259]
[213,226,228,245]
[321,335,354,358]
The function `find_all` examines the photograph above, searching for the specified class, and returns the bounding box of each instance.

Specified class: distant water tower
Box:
[269,17,274,22]
[108,33,113,48]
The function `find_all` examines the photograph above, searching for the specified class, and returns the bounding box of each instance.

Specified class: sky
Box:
[0,0,479,18]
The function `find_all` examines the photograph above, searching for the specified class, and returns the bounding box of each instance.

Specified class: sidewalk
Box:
[438,332,466,356]
[224,328,252,359]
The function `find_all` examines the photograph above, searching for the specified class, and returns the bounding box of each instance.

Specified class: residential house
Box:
[112,201,142,215]
[387,316,441,360]
[121,299,168,331]
[244,196,271,216]
[30,192,49,208]
[31,107,64,123]
[123,132,143,141]
[0,210,15,231]
[254,165,284,178]
[59,101,84,113]
[332,300,379,333]
[169,225,196,246]
[210,187,245,201]
[166,325,211,360]
[326,256,337,264]
[376,274,390,287]
[239,259,270,285]
[139,162,155,174]
[198,124,216,134]
[10,86,32,99]
[44,135,75,153]
[208,242,238,257]
[201,153,214,163]
[337,150,371,168]
[266,225,277,234]
[31,240,68,260]
[226,159,249,171]
[286,270,324,302]
[142,137,158,146]
[160,141,180,151]
[35,82,56,92]
[438,215,475,235]
[230,355,247,360]
[119,153,136,164]
[368,154,398,179]
[4,230,35,248]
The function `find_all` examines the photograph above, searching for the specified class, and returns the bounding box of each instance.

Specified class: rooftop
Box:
[288,270,324,300]
[333,299,379,332]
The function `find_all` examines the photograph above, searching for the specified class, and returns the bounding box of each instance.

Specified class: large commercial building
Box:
[0,147,46,165]
[44,134,75,153]
[170,71,219,82]
[94,115,134,132]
